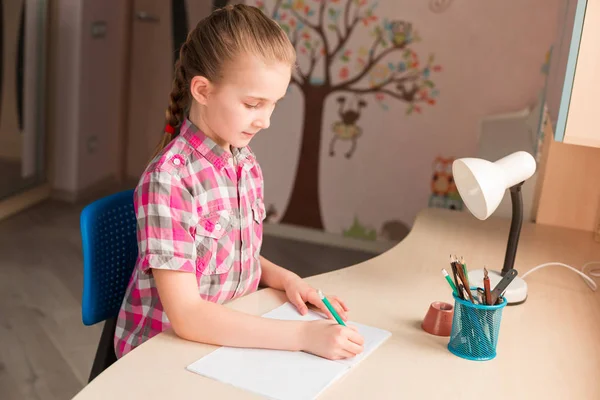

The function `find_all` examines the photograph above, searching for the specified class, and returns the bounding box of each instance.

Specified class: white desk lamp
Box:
[452,151,537,305]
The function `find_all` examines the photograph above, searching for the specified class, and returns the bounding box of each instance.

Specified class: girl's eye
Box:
[244,103,260,109]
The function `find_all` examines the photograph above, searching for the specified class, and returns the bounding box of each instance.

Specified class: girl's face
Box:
[191,53,292,152]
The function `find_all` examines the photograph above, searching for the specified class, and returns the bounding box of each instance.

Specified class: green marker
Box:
[442,268,458,295]
[318,289,346,326]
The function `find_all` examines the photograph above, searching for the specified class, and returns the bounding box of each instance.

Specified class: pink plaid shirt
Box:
[114,119,266,358]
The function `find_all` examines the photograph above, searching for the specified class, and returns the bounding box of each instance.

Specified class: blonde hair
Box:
[152,4,296,158]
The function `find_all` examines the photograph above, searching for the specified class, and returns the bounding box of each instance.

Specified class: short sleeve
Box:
[134,169,197,274]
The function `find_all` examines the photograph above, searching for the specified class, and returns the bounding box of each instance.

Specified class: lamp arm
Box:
[502,182,524,276]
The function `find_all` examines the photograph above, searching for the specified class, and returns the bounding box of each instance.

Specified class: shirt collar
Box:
[180,119,256,170]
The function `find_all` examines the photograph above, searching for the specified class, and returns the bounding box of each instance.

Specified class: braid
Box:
[165,56,188,128]
[151,44,190,160]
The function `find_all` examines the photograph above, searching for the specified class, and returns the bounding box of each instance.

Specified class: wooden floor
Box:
[0,199,378,400]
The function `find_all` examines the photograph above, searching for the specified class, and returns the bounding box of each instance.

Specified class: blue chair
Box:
[80,189,138,382]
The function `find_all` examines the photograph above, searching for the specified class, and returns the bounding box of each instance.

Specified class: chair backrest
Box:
[80,189,138,326]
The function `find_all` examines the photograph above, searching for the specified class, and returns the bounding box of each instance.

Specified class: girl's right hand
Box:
[300,320,365,360]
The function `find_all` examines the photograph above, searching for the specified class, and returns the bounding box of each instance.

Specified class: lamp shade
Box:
[452,151,536,220]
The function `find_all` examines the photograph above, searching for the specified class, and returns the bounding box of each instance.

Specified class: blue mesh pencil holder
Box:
[447,288,507,361]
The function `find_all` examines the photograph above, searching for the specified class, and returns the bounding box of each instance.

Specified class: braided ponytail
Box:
[151,44,190,159]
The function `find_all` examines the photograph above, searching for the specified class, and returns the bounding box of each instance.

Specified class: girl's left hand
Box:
[283,275,349,321]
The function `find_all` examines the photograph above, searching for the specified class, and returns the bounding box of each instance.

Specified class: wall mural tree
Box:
[250,0,442,230]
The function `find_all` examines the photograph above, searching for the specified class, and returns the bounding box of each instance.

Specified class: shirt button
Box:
[173,158,181,166]
[215,223,222,231]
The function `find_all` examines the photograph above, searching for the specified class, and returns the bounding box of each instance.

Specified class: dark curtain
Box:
[213,0,228,9]
[171,0,188,67]
[0,0,4,123]
[17,2,24,131]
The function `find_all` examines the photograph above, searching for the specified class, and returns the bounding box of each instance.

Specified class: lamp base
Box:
[466,269,527,305]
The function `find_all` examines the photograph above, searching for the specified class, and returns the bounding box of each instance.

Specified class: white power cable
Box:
[521,261,600,291]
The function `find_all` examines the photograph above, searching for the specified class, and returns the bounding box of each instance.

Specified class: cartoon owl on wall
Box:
[389,21,412,46]
[428,156,463,211]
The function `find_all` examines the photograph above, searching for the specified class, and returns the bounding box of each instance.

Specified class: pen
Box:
[318,289,346,326]
[442,268,458,295]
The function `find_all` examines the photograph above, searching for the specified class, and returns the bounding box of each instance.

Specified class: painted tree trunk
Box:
[280,85,329,230]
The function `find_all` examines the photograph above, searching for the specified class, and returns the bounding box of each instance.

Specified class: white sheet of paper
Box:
[186,302,391,400]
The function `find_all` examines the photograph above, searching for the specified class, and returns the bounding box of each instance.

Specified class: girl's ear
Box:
[190,75,211,105]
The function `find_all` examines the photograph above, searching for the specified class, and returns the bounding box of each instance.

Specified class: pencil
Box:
[455,261,475,303]
[449,255,460,295]
[483,267,492,305]
[442,268,458,295]
[460,257,471,292]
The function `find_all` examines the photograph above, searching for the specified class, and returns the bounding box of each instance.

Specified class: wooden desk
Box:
[73,208,600,399]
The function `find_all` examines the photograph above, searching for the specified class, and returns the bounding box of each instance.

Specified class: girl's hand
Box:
[300,319,364,360]
[283,275,349,321]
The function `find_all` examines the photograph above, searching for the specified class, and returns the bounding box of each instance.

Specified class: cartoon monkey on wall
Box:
[329,96,367,159]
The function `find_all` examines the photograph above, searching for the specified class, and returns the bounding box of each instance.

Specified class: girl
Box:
[114,4,364,361]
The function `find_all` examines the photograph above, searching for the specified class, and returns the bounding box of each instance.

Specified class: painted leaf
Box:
[341,55,349,62]
[339,66,349,79]
[423,80,435,88]
[305,41,312,49]
[328,24,337,31]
